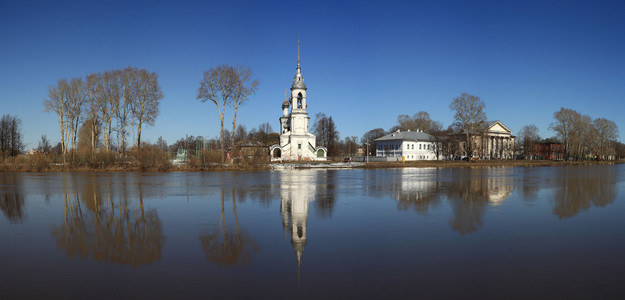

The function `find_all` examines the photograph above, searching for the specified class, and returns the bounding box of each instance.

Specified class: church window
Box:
[298,143,301,149]
[419,144,422,150]
[297,93,303,108]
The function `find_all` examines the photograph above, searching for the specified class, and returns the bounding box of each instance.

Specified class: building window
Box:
[298,144,301,149]
[419,144,422,150]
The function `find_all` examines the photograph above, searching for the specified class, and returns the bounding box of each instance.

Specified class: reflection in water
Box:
[444,168,513,235]
[315,170,336,217]
[280,170,313,272]
[51,175,165,267]
[279,169,328,283]
[0,174,25,223]
[551,165,618,219]
[394,168,441,215]
[199,186,260,266]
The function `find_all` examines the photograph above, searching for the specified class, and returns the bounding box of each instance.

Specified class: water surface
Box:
[1,165,624,299]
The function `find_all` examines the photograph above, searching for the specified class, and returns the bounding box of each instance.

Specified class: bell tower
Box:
[270,39,327,161]
[289,39,309,135]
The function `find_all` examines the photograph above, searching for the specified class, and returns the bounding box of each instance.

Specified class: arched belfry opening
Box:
[297,92,303,108]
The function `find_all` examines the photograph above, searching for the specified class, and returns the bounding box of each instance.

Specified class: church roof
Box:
[291,66,307,90]
[375,130,434,142]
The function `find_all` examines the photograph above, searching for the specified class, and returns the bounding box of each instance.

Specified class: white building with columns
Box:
[454,120,516,159]
[270,47,327,161]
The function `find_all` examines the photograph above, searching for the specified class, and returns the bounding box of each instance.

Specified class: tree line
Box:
[360,93,622,161]
[0,115,24,159]
[44,66,163,161]
[549,108,619,160]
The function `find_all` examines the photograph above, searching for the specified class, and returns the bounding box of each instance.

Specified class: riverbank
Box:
[1,155,622,172]
[269,159,623,170]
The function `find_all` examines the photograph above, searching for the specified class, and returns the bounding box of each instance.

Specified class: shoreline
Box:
[1,159,622,173]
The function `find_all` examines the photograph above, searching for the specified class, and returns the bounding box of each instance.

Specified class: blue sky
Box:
[1,0,624,149]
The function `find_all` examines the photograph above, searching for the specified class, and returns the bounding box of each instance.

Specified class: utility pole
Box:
[366,139,369,163]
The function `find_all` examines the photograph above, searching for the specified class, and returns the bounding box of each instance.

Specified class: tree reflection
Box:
[51,178,165,267]
[315,170,337,218]
[199,187,259,266]
[0,174,25,223]
[444,168,513,235]
[552,165,618,219]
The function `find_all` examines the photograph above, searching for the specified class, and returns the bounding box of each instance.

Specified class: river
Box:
[1,164,624,299]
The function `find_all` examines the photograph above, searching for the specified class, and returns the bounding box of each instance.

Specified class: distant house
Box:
[374,130,439,161]
[232,140,269,160]
[533,141,564,160]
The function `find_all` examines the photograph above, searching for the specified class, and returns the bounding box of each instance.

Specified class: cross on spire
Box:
[297,37,300,68]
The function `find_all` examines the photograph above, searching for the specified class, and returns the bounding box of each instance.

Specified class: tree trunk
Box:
[231,107,238,156]
[220,117,225,163]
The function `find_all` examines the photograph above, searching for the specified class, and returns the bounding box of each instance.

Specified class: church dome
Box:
[291,66,307,90]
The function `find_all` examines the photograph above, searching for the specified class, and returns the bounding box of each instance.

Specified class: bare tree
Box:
[100,70,121,151]
[37,135,51,154]
[197,65,236,163]
[393,111,433,133]
[67,77,86,151]
[312,113,339,156]
[593,118,619,160]
[429,121,446,160]
[0,115,24,158]
[550,108,577,160]
[132,69,163,149]
[85,72,102,153]
[449,92,487,159]
[235,125,247,143]
[230,65,259,151]
[118,67,137,153]
[44,79,70,160]
[518,124,540,159]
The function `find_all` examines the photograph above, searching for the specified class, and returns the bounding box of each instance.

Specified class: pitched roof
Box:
[484,120,512,133]
[374,131,433,142]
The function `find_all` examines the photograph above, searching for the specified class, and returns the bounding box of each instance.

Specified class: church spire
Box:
[291,38,307,90]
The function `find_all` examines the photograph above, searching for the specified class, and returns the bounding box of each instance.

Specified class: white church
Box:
[270,47,327,161]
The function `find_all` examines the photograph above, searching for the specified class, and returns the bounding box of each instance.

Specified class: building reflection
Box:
[443,168,513,235]
[550,165,618,219]
[0,174,25,223]
[278,169,331,281]
[51,174,165,267]
[393,168,441,215]
[199,186,260,266]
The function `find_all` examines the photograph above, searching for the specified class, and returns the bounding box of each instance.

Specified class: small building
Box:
[533,141,564,160]
[374,130,439,161]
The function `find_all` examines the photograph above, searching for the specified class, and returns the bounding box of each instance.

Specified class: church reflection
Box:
[51,174,165,267]
[278,169,333,281]
[0,174,25,223]
[199,186,260,266]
